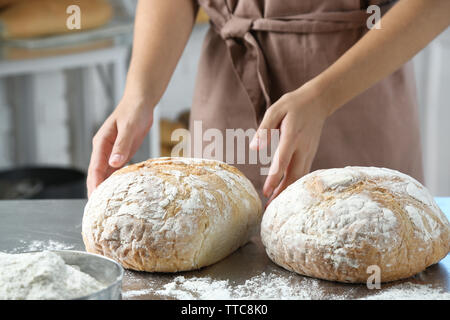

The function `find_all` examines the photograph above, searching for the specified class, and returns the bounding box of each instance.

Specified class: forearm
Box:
[124,0,198,107]
[309,0,450,116]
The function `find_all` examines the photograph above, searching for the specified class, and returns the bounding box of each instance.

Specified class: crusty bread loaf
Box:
[261,167,450,283]
[0,0,112,39]
[82,157,262,272]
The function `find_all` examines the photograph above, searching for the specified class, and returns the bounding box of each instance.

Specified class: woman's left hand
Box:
[250,82,329,205]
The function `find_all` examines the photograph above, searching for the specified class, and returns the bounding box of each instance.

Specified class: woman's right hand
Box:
[86,96,154,197]
[85,0,198,197]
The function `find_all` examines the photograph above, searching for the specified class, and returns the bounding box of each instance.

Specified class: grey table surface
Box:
[0,199,448,300]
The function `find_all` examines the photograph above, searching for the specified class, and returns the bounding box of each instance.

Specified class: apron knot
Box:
[220,16,253,39]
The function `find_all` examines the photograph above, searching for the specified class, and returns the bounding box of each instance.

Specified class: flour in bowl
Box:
[0,251,106,300]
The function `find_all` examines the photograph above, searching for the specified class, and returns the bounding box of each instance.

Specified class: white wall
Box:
[413,28,450,196]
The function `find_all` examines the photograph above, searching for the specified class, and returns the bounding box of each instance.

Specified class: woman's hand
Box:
[85,0,197,196]
[86,96,154,197]
[250,82,329,205]
[86,0,197,197]
[249,0,450,205]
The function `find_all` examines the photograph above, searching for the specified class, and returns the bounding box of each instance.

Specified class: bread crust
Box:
[261,167,450,283]
[82,157,262,272]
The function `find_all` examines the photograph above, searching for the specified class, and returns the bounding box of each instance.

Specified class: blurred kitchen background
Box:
[0,0,448,199]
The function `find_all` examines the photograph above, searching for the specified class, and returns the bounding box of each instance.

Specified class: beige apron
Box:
[190,0,424,197]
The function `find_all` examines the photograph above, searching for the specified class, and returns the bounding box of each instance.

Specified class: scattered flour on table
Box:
[360,282,450,300]
[9,239,75,253]
[123,272,450,300]
[0,251,106,300]
[124,273,352,300]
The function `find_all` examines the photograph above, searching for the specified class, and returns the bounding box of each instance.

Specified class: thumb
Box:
[108,127,134,168]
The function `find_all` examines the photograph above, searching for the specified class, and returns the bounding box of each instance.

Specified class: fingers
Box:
[108,121,135,168]
[255,89,327,204]
[265,131,318,206]
[266,150,311,206]
[250,97,288,151]
[87,129,116,197]
[86,100,154,197]
[87,123,151,197]
[262,124,297,197]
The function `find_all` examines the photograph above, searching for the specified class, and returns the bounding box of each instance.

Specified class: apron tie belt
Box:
[200,0,397,115]
[220,15,253,39]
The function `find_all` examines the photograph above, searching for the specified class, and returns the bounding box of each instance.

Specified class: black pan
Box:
[0,167,87,199]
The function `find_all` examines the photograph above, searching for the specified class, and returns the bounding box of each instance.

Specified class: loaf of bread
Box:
[82,157,262,272]
[0,0,112,39]
[261,167,450,283]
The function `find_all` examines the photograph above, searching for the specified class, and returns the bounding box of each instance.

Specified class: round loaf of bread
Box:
[82,157,262,272]
[261,167,450,283]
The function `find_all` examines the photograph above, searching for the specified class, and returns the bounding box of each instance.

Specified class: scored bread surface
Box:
[261,167,450,283]
[82,157,262,272]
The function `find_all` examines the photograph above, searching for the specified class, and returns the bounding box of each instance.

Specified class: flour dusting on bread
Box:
[261,167,450,283]
[82,157,262,272]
